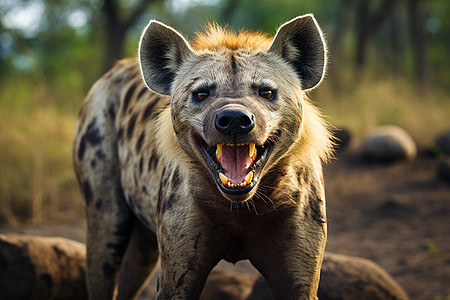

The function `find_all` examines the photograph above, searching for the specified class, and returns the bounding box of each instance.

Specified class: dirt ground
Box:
[1,144,449,299]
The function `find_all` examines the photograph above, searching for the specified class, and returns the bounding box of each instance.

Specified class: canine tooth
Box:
[244,171,254,185]
[219,173,228,185]
[216,144,223,162]
[249,143,256,158]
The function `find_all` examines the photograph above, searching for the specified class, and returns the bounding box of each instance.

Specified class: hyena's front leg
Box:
[156,206,223,299]
[248,209,327,300]
[85,185,134,299]
[74,115,134,299]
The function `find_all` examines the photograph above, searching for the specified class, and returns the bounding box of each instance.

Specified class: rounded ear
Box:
[139,20,194,95]
[269,14,327,90]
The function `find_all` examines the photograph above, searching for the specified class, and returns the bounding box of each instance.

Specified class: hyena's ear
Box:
[269,14,326,90]
[139,20,194,95]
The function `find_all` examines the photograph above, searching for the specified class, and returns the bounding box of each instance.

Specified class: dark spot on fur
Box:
[85,119,104,145]
[127,114,138,139]
[122,84,137,113]
[90,159,96,168]
[107,241,128,258]
[108,104,116,119]
[117,127,124,140]
[172,168,182,188]
[78,135,86,160]
[136,131,145,152]
[95,200,102,210]
[157,168,167,215]
[141,100,158,121]
[86,127,103,145]
[310,196,326,224]
[142,186,148,195]
[96,150,107,161]
[102,262,115,279]
[82,181,93,205]
[137,86,148,100]
[161,192,177,214]
[139,157,144,175]
[148,150,159,171]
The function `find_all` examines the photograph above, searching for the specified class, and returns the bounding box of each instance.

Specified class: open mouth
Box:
[197,134,277,198]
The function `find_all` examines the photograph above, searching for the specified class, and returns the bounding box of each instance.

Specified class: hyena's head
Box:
[139,15,327,202]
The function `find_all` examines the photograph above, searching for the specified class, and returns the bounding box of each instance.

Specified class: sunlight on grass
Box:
[317,76,450,145]
[0,78,84,224]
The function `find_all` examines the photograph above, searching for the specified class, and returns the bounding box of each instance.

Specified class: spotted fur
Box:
[73,14,332,299]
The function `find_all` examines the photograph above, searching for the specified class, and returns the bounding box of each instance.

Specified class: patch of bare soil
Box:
[324,147,450,300]
[1,146,449,299]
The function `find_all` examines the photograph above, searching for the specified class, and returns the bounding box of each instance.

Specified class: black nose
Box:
[215,109,255,137]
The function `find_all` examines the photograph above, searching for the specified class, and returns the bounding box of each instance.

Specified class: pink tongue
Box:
[221,145,251,184]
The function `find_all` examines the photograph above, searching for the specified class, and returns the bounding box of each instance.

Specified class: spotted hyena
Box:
[73,14,332,299]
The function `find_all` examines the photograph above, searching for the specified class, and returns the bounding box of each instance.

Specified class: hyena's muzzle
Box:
[198,98,278,202]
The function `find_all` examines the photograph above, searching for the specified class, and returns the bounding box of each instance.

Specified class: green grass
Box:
[0,73,449,225]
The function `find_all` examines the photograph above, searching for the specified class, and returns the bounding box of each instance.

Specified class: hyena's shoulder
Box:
[73,58,169,185]
[76,58,168,145]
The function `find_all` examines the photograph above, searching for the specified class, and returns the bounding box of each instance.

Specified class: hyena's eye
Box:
[193,91,209,102]
[259,89,275,100]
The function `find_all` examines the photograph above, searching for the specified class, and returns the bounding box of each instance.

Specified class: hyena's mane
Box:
[190,24,272,51]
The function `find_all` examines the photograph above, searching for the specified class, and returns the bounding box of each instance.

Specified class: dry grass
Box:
[0,78,84,225]
[316,76,450,145]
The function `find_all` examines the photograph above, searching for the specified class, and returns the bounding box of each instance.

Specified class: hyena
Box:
[73,14,332,299]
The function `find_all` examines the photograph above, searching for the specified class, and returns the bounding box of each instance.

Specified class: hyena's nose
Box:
[215,109,255,137]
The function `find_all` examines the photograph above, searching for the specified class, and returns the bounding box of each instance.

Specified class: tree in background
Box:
[0,0,448,89]
[99,0,164,71]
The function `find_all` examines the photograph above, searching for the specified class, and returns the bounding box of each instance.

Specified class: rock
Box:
[438,158,450,182]
[0,234,87,300]
[0,234,409,300]
[436,129,450,156]
[204,252,408,300]
[362,126,417,162]
[332,127,352,150]
[201,271,258,300]
[318,252,409,300]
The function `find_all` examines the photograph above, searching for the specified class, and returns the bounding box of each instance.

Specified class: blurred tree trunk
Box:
[389,2,406,74]
[408,0,430,88]
[355,0,397,71]
[101,0,156,72]
[328,0,355,92]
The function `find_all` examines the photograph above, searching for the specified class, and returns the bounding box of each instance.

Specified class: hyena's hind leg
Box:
[117,222,159,299]
[73,104,134,298]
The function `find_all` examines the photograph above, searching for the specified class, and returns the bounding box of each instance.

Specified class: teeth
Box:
[244,171,254,185]
[220,171,254,189]
[216,144,223,163]
[219,172,228,186]
[249,143,256,159]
